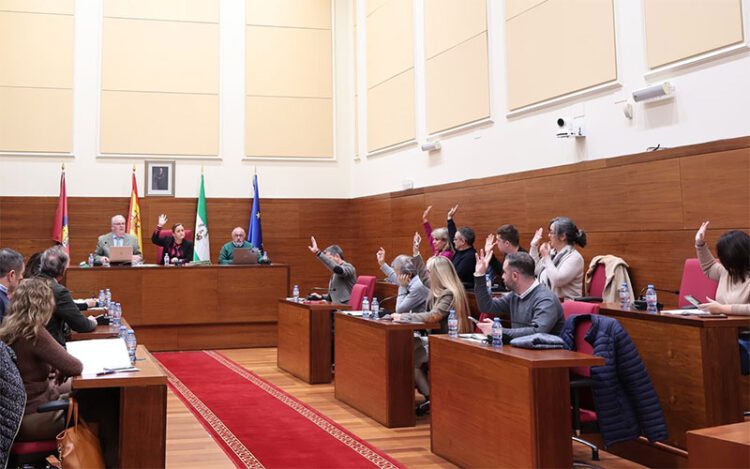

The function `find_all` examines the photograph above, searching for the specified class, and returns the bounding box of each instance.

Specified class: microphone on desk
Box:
[633,286,677,310]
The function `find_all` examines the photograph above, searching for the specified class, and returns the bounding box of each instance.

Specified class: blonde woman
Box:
[422,206,455,260]
[0,278,83,441]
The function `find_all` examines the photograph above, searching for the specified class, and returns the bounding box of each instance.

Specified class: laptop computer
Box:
[233,248,259,265]
[108,246,133,264]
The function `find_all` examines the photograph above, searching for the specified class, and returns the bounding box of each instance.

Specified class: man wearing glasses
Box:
[94,215,143,265]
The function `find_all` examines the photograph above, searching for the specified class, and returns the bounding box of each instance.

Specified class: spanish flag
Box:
[51,165,69,253]
[126,167,142,251]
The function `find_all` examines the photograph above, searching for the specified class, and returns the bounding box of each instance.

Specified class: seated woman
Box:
[694,221,750,315]
[530,216,587,300]
[151,214,194,265]
[422,206,454,260]
[376,238,429,313]
[0,278,83,441]
[392,237,472,407]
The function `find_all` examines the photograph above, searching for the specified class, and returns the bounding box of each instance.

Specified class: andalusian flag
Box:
[126,168,143,251]
[51,165,69,253]
[193,174,210,262]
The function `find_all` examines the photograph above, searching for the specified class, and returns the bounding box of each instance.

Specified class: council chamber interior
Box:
[0,0,748,468]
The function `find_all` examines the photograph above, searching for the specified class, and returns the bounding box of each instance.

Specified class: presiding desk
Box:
[73,345,167,468]
[429,336,604,469]
[334,313,439,428]
[600,303,749,450]
[66,264,290,351]
[277,299,349,384]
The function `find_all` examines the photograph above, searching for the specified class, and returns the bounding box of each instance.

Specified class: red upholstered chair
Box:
[154,229,193,263]
[587,263,607,298]
[678,258,719,307]
[356,276,377,301]
[8,400,70,467]
[349,284,367,310]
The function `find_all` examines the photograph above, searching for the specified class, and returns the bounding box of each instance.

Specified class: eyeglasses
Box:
[112,222,126,226]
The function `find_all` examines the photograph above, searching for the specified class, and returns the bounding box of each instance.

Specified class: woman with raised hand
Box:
[0,278,83,441]
[151,213,194,265]
[422,206,454,260]
[694,221,750,315]
[530,216,587,300]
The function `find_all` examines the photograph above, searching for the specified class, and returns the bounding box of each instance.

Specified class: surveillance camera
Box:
[420,141,441,152]
[556,117,571,129]
[556,116,585,138]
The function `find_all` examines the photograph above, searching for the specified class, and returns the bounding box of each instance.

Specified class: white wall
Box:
[347,0,750,197]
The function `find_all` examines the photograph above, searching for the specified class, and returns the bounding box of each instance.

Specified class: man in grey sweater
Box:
[308,236,357,304]
[473,250,564,340]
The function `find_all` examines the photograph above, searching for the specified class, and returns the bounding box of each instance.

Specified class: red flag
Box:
[126,170,142,251]
[51,168,69,253]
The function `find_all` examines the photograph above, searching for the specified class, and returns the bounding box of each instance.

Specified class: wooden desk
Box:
[65,264,290,351]
[73,345,167,468]
[277,299,349,384]
[334,313,438,428]
[70,319,131,341]
[429,336,604,469]
[600,303,749,449]
[687,421,750,468]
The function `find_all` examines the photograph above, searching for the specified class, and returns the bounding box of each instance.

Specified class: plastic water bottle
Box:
[163,253,170,266]
[98,289,105,307]
[646,285,658,313]
[447,310,458,338]
[118,325,127,339]
[292,284,299,302]
[105,289,112,307]
[361,296,370,319]
[126,329,137,363]
[107,301,116,330]
[112,303,122,328]
[619,283,631,309]
[485,273,492,292]
[88,253,95,267]
[371,297,379,320]
[491,317,503,347]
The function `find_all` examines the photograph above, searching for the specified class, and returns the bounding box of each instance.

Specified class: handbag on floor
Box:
[55,397,105,469]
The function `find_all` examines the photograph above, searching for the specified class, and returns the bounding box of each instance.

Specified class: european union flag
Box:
[248,174,263,250]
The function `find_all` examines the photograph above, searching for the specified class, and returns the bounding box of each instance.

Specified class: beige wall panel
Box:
[103,0,219,23]
[0,0,73,14]
[245,96,332,158]
[366,0,413,87]
[246,26,331,98]
[506,0,617,111]
[100,91,218,156]
[505,0,547,19]
[426,33,490,134]
[644,0,744,68]
[0,87,72,153]
[102,18,218,93]
[366,0,389,16]
[246,0,330,29]
[425,0,486,59]
[0,12,73,88]
[367,70,415,152]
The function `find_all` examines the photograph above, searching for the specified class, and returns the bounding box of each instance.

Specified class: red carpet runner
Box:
[155,351,403,468]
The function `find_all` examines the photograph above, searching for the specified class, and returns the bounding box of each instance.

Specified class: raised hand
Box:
[157,213,168,227]
[474,248,493,276]
[530,227,544,247]
[422,206,432,223]
[695,221,710,245]
[413,231,422,247]
[539,242,551,258]
[376,247,386,266]
[447,204,459,220]
[308,236,319,254]
[484,233,496,255]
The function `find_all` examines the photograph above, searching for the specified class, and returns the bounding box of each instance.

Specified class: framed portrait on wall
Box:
[145,160,175,196]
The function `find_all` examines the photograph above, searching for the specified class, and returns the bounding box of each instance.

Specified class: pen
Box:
[96,366,139,376]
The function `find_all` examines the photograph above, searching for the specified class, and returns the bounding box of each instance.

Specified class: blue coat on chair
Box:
[561,314,668,447]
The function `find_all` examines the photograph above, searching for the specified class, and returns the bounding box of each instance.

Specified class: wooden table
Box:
[73,345,167,468]
[334,313,438,428]
[429,336,604,469]
[70,318,131,341]
[65,264,290,351]
[600,303,749,449]
[687,421,750,468]
[277,299,349,384]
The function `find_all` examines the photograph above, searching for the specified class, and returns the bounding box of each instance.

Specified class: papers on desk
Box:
[132,263,160,268]
[66,338,134,376]
[458,333,489,343]
[343,310,364,317]
[661,309,713,316]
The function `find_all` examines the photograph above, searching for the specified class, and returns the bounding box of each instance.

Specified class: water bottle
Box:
[491,317,503,347]
[292,284,299,302]
[371,297,379,319]
[118,325,127,340]
[619,283,631,309]
[105,288,112,307]
[88,253,94,267]
[113,303,122,328]
[126,330,137,363]
[107,301,115,330]
[447,309,458,338]
[361,296,370,319]
[163,253,170,266]
[485,274,492,292]
[646,285,658,313]
[98,289,105,307]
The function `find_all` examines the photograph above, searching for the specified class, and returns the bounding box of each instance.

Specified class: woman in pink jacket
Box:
[422,206,454,260]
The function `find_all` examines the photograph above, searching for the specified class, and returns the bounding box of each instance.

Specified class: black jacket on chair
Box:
[561,314,668,447]
[0,342,26,468]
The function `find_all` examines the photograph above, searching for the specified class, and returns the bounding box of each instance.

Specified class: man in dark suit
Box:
[0,248,24,323]
[94,214,143,264]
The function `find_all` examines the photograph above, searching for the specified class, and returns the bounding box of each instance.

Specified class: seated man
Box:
[218,227,259,264]
[485,224,528,290]
[94,215,143,264]
[308,236,356,304]
[446,205,477,287]
[376,246,429,313]
[0,248,25,322]
[38,246,97,346]
[473,250,564,340]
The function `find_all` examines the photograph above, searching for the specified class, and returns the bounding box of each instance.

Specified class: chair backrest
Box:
[562,300,600,320]
[572,317,595,378]
[349,284,367,310]
[678,258,719,307]
[588,263,607,298]
[356,275,377,301]
[155,229,193,263]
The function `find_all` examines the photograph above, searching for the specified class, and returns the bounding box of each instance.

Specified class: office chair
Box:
[8,400,70,468]
[677,258,718,307]
[154,229,193,264]
[355,276,376,302]
[587,263,606,299]
[349,284,367,310]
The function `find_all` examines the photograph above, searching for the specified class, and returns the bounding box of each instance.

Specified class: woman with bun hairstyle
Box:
[530,216,586,300]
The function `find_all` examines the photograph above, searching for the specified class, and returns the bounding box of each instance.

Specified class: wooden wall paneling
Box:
[389,193,427,239]
[476,180,529,234]
[524,171,589,233]
[623,158,684,230]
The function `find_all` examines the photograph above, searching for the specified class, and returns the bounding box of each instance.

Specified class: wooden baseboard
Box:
[135,323,278,351]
